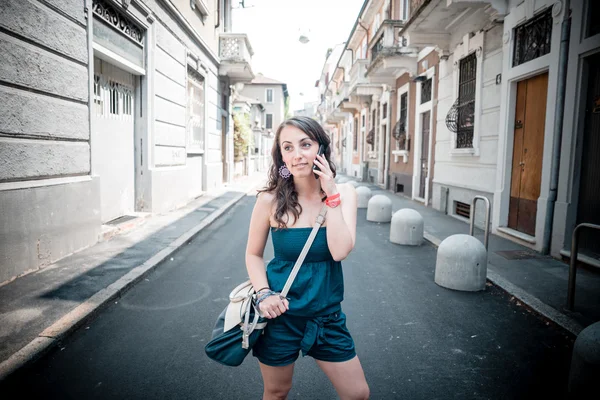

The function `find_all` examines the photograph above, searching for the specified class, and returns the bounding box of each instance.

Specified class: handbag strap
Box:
[280,204,328,298]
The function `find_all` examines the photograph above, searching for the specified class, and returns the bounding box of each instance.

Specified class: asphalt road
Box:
[0,194,575,399]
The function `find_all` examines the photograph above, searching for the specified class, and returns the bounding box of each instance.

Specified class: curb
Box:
[422,231,583,337]
[0,184,261,382]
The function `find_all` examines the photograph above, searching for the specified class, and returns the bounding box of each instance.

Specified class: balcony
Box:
[366,20,417,84]
[347,59,383,101]
[219,33,255,83]
[404,0,507,49]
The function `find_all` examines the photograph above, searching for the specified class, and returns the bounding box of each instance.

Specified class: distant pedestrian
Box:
[245,116,369,399]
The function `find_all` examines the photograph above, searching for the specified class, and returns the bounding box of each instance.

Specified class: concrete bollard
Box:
[356,186,372,209]
[434,234,487,291]
[568,321,600,398]
[366,195,392,223]
[390,209,424,246]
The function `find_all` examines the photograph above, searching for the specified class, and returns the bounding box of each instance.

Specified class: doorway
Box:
[92,57,135,223]
[419,111,430,199]
[221,116,228,183]
[508,72,548,236]
[576,54,600,259]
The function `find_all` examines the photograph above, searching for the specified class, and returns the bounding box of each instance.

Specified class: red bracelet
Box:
[325,193,341,208]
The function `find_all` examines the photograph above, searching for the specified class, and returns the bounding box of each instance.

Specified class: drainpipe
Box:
[542,0,571,255]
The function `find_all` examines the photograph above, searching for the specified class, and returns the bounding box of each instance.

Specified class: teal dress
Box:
[267,226,344,316]
[252,226,356,366]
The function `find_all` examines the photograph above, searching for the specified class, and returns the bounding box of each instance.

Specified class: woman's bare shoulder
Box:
[256,190,276,205]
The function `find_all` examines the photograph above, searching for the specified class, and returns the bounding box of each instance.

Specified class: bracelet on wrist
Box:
[325,193,341,208]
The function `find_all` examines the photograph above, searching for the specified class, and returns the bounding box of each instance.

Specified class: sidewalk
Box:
[340,175,600,337]
[0,173,267,380]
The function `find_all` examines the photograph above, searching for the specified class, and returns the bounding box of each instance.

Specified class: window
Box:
[362,114,365,127]
[266,88,274,103]
[402,0,409,20]
[586,0,600,38]
[266,113,273,129]
[382,103,387,120]
[187,67,205,148]
[374,13,381,33]
[421,78,432,104]
[394,92,408,150]
[513,8,552,67]
[456,53,477,148]
[360,37,368,59]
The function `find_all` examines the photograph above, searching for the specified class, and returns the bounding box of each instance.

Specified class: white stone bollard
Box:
[434,234,487,291]
[390,209,424,246]
[366,195,392,222]
[356,186,372,209]
[568,321,600,398]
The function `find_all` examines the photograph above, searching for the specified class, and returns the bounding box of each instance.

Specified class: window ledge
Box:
[450,147,479,157]
[187,147,205,155]
[392,150,409,163]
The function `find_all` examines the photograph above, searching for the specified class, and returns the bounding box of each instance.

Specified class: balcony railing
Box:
[219,33,254,83]
[348,59,369,92]
[369,20,406,62]
[219,33,253,63]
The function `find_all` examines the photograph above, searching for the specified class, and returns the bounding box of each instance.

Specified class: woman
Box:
[245,116,370,400]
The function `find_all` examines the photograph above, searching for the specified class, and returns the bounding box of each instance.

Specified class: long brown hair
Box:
[259,116,337,229]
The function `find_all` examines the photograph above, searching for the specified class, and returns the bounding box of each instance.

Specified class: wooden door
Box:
[509,73,548,236]
[577,54,600,259]
[419,111,430,199]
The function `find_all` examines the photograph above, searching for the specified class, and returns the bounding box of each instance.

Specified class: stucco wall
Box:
[0,0,100,282]
[145,0,227,208]
[432,25,503,213]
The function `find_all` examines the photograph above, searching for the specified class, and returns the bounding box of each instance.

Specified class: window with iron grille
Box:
[353,117,359,151]
[421,78,432,104]
[513,8,553,67]
[395,92,408,149]
[457,53,476,148]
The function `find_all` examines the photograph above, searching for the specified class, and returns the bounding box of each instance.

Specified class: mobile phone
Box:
[313,144,326,179]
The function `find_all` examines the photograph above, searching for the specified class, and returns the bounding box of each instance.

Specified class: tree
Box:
[233,112,253,161]
[284,96,291,119]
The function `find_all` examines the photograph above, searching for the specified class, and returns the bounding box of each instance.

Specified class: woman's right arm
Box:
[245,191,288,319]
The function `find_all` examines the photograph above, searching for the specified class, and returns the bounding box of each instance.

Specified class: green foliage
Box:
[284,96,291,119]
[233,112,253,160]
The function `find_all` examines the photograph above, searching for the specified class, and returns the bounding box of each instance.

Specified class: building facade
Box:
[0,0,254,283]
[320,0,599,265]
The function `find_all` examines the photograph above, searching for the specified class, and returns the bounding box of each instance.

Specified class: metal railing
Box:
[566,223,600,311]
[469,196,491,250]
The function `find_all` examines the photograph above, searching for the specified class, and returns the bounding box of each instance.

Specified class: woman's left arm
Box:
[324,183,357,261]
